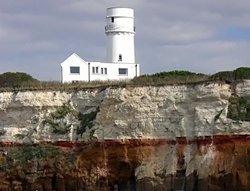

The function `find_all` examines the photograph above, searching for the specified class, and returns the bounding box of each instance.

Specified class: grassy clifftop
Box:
[1,67,250,92]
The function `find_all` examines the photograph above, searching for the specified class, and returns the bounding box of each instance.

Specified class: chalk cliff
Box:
[0,81,250,190]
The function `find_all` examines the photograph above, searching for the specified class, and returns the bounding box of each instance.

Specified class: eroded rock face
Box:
[0,81,250,190]
[0,82,241,141]
[0,137,249,191]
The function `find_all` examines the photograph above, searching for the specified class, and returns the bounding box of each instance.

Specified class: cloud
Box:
[0,0,250,80]
[140,40,250,75]
[139,21,216,45]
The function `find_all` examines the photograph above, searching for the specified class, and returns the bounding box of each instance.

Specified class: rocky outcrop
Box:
[0,81,250,190]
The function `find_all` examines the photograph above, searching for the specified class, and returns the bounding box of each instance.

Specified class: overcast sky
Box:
[1,0,250,81]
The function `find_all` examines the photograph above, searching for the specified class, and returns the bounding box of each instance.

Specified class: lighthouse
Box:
[105,7,135,63]
[60,7,139,83]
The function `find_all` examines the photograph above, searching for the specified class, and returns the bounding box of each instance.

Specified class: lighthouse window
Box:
[70,66,80,74]
[111,17,114,23]
[119,68,128,75]
[118,54,122,61]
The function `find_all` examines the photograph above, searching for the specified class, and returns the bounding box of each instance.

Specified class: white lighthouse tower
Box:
[105,7,135,63]
[60,7,139,83]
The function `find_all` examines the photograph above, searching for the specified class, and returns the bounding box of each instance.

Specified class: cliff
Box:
[0,81,250,190]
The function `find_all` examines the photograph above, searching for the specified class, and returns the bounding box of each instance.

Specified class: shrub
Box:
[234,67,250,80]
[211,67,250,82]
[12,145,61,162]
[77,107,100,136]
[131,70,209,86]
[210,71,234,82]
[0,72,38,87]
[0,129,6,136]
[1,68,250,92]
[227,95,250,121]
[151,70,197,77]
[7,144,77,166]
[43,103,77,135]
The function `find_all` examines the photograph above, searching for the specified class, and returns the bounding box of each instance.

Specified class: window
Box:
[101,68,107,75]
[92,67,99,74]
[70,66,80,74]
[119,68,128,75]
[118,54,122,61]
[111,17,114,23]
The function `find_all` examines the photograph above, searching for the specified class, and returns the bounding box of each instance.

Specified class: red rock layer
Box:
[0,135,250,190]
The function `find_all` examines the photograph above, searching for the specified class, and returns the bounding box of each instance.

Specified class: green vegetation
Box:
[43,103,78,135]
[17,145,60,161]
[210,67,250,82]
[0,79,127,92]
[48,103,78,120]
[234,67,250,80]
[48,122,71,135]
[0,129,6,136]
[43,102,100,136]
[147,70,198,77]
[227,95,250,121]
[4,144,78,167]
[210,71,234,82]
[77,107,99,136]
[0,72,38,88]
[14,133,26,140]
[1,68,250,92]
[132,70,209,86]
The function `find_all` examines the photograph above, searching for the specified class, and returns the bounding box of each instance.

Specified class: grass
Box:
[0,80,127,92]
[0,71,209,92]
[1,68,250,92]
[131,70,209,86]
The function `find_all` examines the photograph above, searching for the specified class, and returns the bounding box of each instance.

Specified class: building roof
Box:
[60,53,86,66]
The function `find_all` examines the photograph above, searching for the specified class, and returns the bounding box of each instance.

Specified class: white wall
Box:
[61,56,139,83]
[105,7,135,63]
[61,8,139,83]
[106,33,135,63]
[89,62,139,81]
[61,54,89,83]
[106,7,134,18]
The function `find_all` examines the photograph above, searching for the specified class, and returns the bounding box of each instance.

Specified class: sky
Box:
[1,0,250,81]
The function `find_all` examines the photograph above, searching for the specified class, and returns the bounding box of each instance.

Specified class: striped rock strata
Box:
[0,81,249,190]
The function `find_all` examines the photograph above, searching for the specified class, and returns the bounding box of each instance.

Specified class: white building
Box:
[61,7,140,83]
